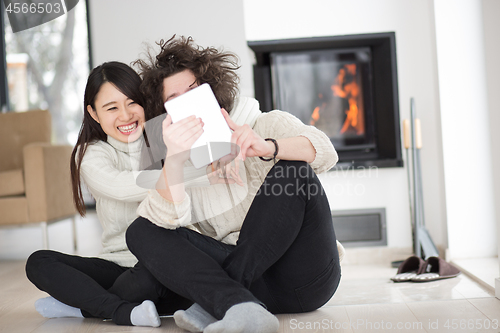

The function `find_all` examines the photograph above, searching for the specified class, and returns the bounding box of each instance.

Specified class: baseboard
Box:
[451,258,497,295]
[341,246,413,266]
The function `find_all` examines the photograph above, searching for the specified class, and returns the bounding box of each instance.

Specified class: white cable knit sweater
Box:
[80,136,209,267]
[80,136,147,267]
[137,96,342,249]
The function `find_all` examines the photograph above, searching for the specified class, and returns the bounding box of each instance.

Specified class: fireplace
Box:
[248,32,403,169]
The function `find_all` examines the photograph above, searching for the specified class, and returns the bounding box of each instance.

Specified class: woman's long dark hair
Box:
[70,61,144,216]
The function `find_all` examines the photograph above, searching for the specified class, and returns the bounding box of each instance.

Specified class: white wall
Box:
[87,0,254,97]
[243,0,447,250]
[434,0,496,259]
[482,0,500,262]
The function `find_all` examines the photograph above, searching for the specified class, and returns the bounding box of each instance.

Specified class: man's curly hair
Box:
[134,35,240,121]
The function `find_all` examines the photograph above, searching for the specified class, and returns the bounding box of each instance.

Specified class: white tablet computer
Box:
[164,83,233,169]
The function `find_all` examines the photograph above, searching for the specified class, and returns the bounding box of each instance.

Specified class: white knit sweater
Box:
[137,96,341,247]
[80,136,147,267]
[81,131,212,267]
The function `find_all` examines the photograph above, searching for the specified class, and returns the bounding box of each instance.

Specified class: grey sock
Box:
[173,303,217,332]
[204,302,279,333]
[34,296,83,318]
[130,300,161,327]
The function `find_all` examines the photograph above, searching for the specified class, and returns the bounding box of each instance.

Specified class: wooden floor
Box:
[1,259,499,333]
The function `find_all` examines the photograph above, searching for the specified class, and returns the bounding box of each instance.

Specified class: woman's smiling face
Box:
[87,81,145,143]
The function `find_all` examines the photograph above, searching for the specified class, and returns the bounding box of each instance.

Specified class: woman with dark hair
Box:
[127,36,344,333]
[25,61,191,327]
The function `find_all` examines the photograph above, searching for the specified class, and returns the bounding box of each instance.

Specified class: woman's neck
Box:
[107,135,143,153]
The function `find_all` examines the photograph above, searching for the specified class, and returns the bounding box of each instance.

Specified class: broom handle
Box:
[403,117,424,225]
[403,119,411,149]
[403,118,422,149]
[410,98,421,257]
[415,117,427,229]
[403,119,413,221]
[415,118,422,149]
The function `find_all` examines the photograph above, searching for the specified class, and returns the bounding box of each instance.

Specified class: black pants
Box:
[25,251,192,325]
[127,160,341,320]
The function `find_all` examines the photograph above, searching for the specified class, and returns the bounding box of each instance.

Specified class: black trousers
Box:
[127,160,341,320]
[25,251,191,325]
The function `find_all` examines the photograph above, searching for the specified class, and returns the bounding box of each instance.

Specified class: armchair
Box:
[0,110,77,250]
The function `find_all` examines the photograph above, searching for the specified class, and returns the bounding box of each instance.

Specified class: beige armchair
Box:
[0,110,77,250]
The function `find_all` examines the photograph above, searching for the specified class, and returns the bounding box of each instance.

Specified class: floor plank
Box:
[468,297,500,322]
[407,299,499,333]
[278,307,354,333]
[0,294,48,333]
[344,303,426,333]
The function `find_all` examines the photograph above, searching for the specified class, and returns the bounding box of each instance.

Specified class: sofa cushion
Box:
[0,169,25,197]
[0,197,28,225]
[24,144,76,222]
[0,110,51,172]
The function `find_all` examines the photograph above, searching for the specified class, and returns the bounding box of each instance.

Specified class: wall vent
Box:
[332,208,386,247]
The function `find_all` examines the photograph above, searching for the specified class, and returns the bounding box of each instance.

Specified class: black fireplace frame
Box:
[248,32,403,169]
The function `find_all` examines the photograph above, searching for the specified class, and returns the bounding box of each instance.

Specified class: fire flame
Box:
[310,106,320,125]
[309,63,365,135]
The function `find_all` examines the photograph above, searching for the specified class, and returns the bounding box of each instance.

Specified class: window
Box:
[1,0,91,144]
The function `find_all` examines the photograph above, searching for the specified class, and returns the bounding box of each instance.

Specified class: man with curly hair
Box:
[136,36,240,119]
[127,35,343,333]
